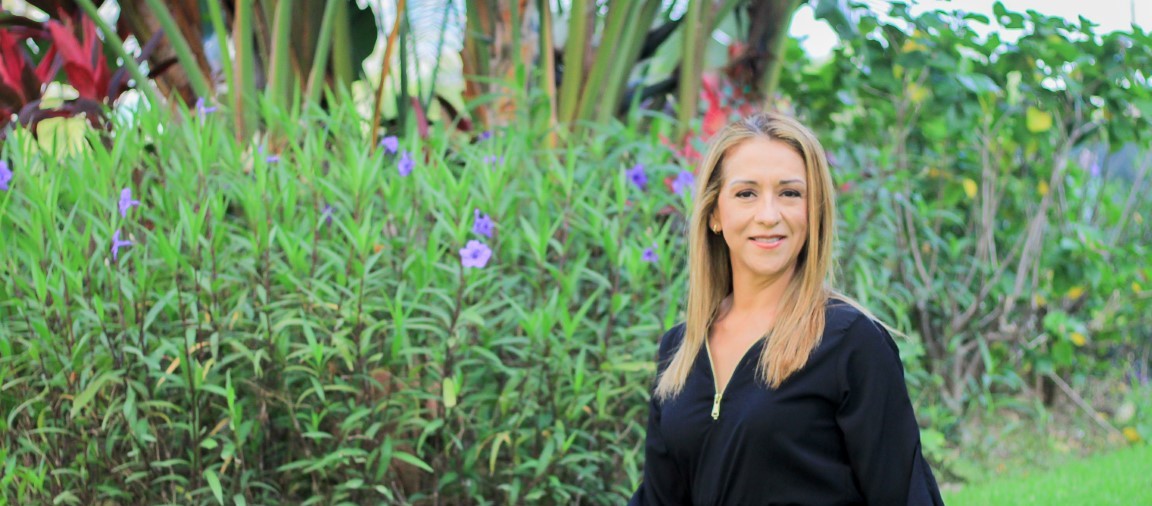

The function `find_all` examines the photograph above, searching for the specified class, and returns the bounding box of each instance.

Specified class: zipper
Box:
[703,338,725,420]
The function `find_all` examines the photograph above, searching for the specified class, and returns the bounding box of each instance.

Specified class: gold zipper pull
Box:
[711,393,722,420]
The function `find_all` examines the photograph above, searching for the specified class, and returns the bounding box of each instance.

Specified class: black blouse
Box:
[629,301,945,505]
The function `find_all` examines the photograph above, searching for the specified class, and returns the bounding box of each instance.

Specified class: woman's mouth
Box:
[750,236,785,249]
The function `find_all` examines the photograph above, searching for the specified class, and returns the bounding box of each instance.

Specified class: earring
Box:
[711,225,721,234]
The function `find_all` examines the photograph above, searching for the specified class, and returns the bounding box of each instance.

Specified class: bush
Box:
[0,94,702,504]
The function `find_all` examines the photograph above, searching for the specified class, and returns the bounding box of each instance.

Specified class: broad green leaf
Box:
[393,451,433,473]
[962,178,978,199]
[71,371,123,418]
[205,469,224,505]
[442,377,458,409]
[1027,106,1053,133]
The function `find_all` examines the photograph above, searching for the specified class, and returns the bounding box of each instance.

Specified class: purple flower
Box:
[672,170,696,195]
[1089,161,1101,178]
[111,229,132,261]
[483,155,504,165]
[459,240,492,269]
[478,131,492,141]
[626,163,647,190]
[194,97,217,117]
[380,135,399,155]
[257,145,279,163]
[321,204,334,226]
[118,188,140,218]
[0,161,11,191]
[398,150,415,176]
[642,244,658,263]
[472,209,494,238]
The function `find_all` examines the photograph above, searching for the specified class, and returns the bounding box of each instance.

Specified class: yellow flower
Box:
[963,178,978,199]
[1033,294,1048,306]
[1065,286,1085,299]
[1037,181,1049,196]
[1069,332,1087,347]
[1135,282,1144,293]
[1122,427,1142,443]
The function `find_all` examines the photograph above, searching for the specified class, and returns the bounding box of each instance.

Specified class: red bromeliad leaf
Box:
[702,104,727,140]
[35,44,60,83]
[46,15,110,102]
[45,20,94,97]
[700,74,728,139]
[410,96,429,140]
[0,30,31,103]
[80,16,111,98]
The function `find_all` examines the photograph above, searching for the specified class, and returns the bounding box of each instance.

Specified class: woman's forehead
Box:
[720,138,807,182]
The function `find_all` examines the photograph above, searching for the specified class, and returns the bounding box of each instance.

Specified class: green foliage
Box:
[944,443,1152,505]
[780,1,1152,428]
[0,91,690,504]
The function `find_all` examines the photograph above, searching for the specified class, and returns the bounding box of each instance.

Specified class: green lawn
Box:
[944,444,1152,505]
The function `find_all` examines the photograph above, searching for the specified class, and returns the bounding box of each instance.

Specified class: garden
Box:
[1,0,1150,504]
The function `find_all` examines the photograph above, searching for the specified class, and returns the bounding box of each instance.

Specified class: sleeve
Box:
[834,316,945,506]
[628,324,690,506]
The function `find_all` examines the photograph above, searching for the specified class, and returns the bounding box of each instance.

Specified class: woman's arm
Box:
[834,315,945,506]
[628,325,690,506]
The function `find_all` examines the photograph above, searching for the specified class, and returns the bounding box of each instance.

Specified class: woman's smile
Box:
[749,235,786,249]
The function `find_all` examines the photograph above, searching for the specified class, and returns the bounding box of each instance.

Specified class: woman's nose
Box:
[755,197,782,224]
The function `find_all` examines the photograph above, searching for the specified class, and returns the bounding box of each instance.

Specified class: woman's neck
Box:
[722,270,794,322]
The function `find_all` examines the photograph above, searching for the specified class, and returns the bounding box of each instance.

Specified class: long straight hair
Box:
[655,113,842,400]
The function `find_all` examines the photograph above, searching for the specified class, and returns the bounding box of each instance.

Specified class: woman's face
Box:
[710,137,809,287]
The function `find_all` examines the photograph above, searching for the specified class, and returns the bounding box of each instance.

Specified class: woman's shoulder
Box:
[824,297,868,332]
[822,298,896,353]
[657,322,687,358]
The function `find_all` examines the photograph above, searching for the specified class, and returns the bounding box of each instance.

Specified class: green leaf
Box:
[956,74,1001,95]
[71,371,123,418]
[1051,340,1074,366]
[1027,106,1053,133]
[393,451,433,473]
[442,377,458,409]
[813,0,858,38]
[204,469,224,505]
[1133,99,1152,120]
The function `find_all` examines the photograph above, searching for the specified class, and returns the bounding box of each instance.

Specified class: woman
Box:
[629,113,944,505]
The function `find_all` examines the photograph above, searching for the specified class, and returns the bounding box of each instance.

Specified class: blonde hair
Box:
[655,113,859,400]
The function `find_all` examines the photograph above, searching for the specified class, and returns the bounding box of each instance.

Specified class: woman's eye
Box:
[782,189,803,198]
[736,190,755,198]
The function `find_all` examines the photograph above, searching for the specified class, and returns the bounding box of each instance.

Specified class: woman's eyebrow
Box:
[726,178,807,187]
[727,179,759,187]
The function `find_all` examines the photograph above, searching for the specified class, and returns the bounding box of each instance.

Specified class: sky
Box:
[789,0,1151,57]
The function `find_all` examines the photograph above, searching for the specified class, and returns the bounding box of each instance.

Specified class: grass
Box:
[944,443,1152,505]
